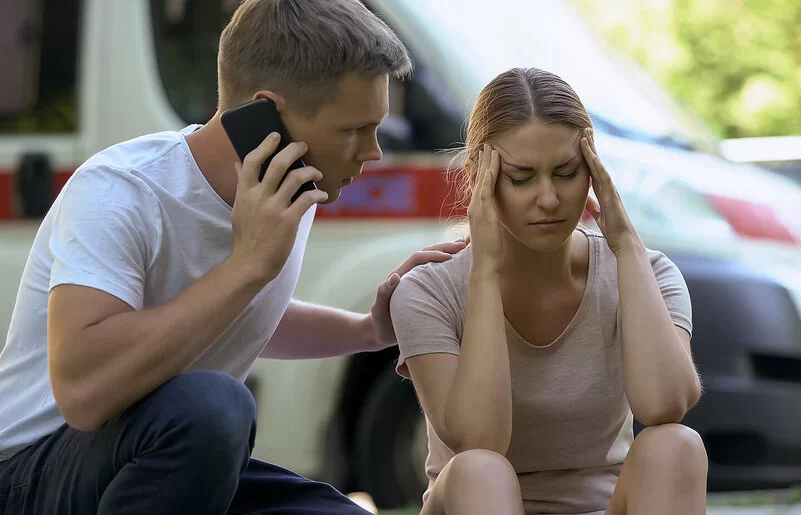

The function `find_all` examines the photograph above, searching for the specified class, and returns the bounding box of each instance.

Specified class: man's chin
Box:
[318,186,341,204]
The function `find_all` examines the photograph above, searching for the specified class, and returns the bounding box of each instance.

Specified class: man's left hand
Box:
[367,240,467,349]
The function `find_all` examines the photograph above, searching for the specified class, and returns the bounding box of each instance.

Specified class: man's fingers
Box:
[276,166,323,203]
[375,274,401,308]
[260,141,309,193]
[235,161,247,188]
[422,240,467,253]
[409,250,455,265]
[393,250,454,277]
[241,132,281,188]
[287,187,328,219]
[383,245,465,295]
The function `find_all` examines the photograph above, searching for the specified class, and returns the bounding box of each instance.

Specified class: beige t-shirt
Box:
[390,228,692,515]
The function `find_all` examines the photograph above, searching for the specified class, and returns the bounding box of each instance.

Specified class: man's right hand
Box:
[230,133,329,285]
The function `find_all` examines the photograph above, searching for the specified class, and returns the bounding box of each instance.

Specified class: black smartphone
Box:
[220,98,317,202]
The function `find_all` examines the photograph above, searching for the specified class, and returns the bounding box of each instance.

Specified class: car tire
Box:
[355,364,428,509]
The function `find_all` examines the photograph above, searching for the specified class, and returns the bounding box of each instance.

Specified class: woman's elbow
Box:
[633,394,696,427]
[631,375,702,427]
[446,431,510,456]
[688,374,703,408]
[635,406,686,427]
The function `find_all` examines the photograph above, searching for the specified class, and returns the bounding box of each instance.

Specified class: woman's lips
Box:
[530,219,566,230]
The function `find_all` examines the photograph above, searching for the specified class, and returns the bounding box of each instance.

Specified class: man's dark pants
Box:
[0,371,370,514]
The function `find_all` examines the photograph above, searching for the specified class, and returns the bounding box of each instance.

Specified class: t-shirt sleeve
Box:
[48,166,162,310]
[389,266,462,378]
[649,250,692,335]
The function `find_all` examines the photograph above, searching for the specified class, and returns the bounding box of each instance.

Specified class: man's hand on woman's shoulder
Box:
[365,239,467,350]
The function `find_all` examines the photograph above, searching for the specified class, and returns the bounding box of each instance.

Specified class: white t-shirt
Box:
[0,125,315,461]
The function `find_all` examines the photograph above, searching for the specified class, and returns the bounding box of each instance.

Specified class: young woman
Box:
[389,68,708,515]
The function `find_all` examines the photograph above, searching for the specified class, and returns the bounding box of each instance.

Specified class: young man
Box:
[0,1,464,513]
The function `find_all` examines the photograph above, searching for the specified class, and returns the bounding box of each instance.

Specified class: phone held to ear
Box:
[221,98,318,203]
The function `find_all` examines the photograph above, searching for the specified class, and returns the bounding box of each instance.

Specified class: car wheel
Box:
[355,364,429,509]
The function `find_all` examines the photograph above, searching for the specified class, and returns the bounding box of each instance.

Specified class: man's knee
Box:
[631,424,708,479]
[446,449,519,493]
[155,371,257,449]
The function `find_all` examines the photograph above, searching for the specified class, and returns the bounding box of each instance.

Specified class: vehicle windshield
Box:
[393,0,719,153]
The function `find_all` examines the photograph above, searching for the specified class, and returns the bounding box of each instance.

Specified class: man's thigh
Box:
[227,459,370,515]
[0,370,255,515]
[0,423,119,514]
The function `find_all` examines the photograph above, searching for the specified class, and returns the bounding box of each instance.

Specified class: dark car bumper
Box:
[660,254,801,490]
[685,375,801,490]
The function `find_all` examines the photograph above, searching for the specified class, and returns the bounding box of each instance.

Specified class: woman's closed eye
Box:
[506,169,579,186]
[507,175,530,186]
[555,168,579,179]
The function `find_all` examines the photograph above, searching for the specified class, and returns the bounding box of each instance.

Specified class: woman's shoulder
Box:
[404,244,472,282]
[576,227,685,292]
[393,245,472,304]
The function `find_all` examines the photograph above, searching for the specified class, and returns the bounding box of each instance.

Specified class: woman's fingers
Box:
[489,148,500,192]
[581,136,599,182]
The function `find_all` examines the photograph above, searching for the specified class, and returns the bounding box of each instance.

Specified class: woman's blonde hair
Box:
[448,68,593,243]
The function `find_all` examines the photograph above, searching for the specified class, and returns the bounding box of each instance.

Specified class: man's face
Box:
[280,73,389,203]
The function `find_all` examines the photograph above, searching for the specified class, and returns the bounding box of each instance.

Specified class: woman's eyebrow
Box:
[502,154,580,172]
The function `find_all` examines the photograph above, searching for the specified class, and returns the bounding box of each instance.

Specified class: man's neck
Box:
[184,113,240,207]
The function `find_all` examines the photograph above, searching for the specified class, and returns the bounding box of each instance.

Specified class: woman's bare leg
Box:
[606,423,708,515]
[420,449,524,515]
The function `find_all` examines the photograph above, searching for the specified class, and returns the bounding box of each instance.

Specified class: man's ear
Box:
[252,90,287,112]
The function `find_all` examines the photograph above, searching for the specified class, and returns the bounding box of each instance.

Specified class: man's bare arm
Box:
[260,299,374,359]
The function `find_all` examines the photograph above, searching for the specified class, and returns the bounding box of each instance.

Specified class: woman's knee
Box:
[630,424,708,479]
[445,449,519,492]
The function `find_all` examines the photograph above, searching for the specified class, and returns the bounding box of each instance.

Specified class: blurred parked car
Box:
[1,0,800,508]
[721,136,801,185]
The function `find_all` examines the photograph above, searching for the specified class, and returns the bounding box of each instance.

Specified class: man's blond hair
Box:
[217,0,413,115]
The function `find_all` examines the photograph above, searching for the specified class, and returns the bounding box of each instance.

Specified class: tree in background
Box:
[572,0,801,139]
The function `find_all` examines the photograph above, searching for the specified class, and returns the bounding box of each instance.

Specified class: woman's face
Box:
[489,121,591,252]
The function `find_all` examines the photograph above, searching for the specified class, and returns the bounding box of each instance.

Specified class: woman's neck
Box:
[498,229,585,295]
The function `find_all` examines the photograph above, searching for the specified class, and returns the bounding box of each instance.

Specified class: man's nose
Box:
[359,133,383,162]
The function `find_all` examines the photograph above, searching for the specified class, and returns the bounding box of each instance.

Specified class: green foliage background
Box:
[572,0,801,139]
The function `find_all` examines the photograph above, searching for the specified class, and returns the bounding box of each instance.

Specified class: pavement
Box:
[705,489,801,514]
[372,490,801,514]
